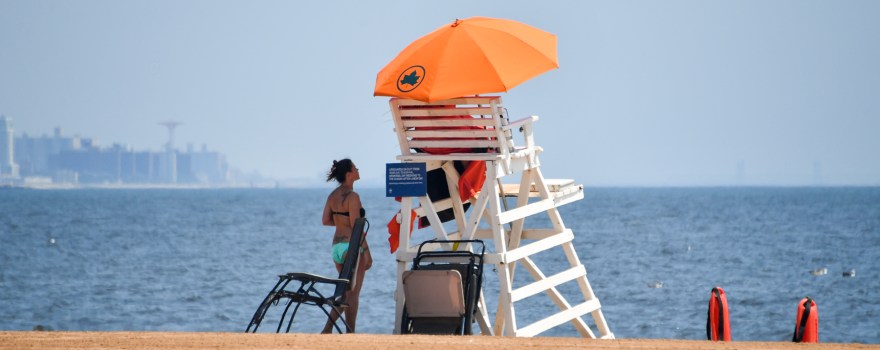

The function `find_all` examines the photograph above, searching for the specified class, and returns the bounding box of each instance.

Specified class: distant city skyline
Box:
[2,1,879,187]
[12,120,213,156]
[4,116,842,188]
[1,115,239,186]
[0,113,865,188]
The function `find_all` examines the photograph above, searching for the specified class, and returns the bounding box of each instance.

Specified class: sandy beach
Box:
[1,332,876,350]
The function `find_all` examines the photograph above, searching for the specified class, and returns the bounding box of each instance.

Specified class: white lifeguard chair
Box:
[388,96,614,338]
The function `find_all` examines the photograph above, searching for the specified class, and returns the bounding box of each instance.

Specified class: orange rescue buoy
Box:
[387,209,417,253]
[706,286,731,341]
[792,297,819,343]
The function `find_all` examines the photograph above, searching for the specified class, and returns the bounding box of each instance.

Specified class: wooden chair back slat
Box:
[408,140,500,149]
[402,118,496,128]
[390,96,515,158]
[399,107,496,117]
[405,129,498,139]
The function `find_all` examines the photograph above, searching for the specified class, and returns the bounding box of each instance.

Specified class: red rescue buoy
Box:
[792,297,819,343]
[387,209,417,253]
[706,286,731,341]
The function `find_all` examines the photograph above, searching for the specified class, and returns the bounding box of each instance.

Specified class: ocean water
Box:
[0,187,878,343]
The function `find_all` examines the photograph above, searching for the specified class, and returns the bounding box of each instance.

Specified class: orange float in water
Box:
[792,297,819,343]
[706,286,731,341]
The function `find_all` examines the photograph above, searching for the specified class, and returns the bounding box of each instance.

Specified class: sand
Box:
[1,332,877,350]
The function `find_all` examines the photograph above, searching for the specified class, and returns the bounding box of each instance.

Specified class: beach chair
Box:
[245,218,368,334]
[400,240,485,335]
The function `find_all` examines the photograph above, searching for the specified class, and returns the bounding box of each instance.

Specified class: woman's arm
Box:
[346,192,363,228]
[321,195,334,226]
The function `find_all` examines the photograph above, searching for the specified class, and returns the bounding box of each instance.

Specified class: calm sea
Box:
[1,187,878,343]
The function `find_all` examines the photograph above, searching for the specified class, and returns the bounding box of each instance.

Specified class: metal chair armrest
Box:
[286,272,349,286]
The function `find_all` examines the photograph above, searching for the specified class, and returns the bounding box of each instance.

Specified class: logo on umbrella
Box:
[396,65,425,93]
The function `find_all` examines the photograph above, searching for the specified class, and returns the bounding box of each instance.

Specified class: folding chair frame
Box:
[400,239,486,335]
[246,218,368,334]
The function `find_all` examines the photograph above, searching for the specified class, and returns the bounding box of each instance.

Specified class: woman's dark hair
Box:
[326,158,353,184]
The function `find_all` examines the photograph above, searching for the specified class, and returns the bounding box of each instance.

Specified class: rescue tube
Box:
[706,286,731,341]
[792,297,819,343]
[387,209,417,253]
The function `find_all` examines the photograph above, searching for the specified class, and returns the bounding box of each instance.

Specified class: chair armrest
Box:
[501,115,539,131]
[286,272,350,286]
[502,115,539,151]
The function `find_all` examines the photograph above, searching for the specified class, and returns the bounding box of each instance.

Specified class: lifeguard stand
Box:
[388,96,613,338]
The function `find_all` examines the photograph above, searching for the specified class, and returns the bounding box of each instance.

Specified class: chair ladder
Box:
[393,159,614,338]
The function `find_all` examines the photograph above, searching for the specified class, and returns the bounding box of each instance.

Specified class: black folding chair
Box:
[246,217,368,333]
[400,239,485,335]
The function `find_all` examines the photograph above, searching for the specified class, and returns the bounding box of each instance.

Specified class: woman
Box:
[321,158,371,333]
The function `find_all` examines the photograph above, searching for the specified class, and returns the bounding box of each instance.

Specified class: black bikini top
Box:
[331,208,366,218]
[331,190,366,219]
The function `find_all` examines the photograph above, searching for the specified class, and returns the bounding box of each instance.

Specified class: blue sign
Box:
[386,163,427,197]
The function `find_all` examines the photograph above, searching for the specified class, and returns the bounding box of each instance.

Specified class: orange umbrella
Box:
[374,17,558,102]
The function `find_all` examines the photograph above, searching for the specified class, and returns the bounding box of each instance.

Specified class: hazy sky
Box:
[1,1,878,186]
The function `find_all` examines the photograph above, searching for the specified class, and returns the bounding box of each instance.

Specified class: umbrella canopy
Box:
[374,17,558,102]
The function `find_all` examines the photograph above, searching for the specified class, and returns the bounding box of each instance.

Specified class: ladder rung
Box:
[496,198,554,224]
[501,179,576,197]
[516,299,601,337]
[503,230,573,263]
[511,264,586,302]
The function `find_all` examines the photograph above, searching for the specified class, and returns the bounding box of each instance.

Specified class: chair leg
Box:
[246,277,290,332]
[246,296,271,332]
[317,304,349,334]
[277,279,313,333]
[276,299,296,333]
[285,300,306,333]
[330,305,353,333]
[400,309,411,334]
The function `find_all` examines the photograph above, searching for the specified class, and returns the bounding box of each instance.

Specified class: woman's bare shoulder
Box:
[344,191,361,204]
[327,186,344,199]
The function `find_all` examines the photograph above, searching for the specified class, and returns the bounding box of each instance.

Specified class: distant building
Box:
[15,127,81,178]
[13,124,232,185]
[49,144,125,183]
[178,144,229,184]
[0,115,20,178]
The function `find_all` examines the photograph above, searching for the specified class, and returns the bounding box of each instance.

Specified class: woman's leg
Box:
[342,253,369,332]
